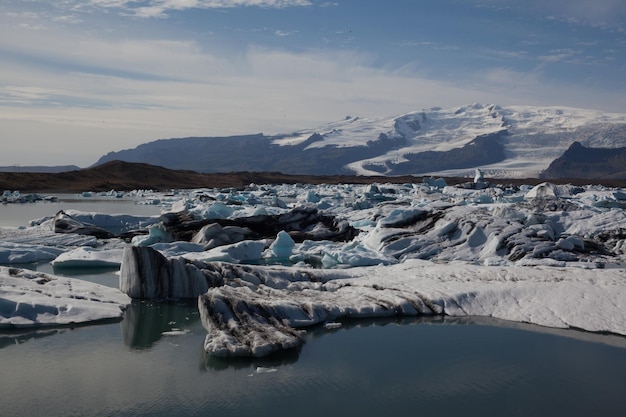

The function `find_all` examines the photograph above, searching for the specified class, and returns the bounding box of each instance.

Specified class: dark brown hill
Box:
[0,160,419,192]
[1,160,625,193]
[541,142,626,180]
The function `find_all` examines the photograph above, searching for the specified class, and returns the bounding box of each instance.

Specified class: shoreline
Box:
[2,161,625,193]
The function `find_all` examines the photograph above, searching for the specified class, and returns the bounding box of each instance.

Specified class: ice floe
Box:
[3,180,626,355]
[51,247,124,269]
[0,267,130,328]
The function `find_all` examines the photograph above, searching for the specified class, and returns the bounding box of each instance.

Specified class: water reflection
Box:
[0,327,68,349]
[200,344,302,371]
[120,295,626,373]
[2,302,626,417]
[121,299,200,350]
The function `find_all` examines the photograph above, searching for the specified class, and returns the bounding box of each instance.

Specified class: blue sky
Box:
[1,0,625,166]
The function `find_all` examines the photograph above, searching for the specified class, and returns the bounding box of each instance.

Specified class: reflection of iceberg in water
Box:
[121,299,200,350]
[200,343,301,372]
[0,328,68,349]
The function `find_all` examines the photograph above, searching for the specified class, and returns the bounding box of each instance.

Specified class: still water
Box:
[1,198,626,416]
[0,193,162,227]
[1,285,626,417]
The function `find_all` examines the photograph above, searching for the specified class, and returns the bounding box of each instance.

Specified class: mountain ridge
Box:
[4,160,626,193]
[93,103,626,179]
[541,141,626,179]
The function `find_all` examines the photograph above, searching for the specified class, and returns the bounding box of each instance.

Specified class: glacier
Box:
[2,178,626,355]
[93,103,626,178]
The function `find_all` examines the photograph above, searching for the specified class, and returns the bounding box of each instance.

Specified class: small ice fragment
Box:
[256,367,278,374]
[161,329,190,336]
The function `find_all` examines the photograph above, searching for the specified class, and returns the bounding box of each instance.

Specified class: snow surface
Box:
[3,179,626,353]
[273,104,626,178]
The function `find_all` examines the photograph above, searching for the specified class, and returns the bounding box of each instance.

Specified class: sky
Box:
[1,0,625,167]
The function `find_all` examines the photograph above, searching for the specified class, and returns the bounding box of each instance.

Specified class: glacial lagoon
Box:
[2,271,626,417]
[1,192,626,416]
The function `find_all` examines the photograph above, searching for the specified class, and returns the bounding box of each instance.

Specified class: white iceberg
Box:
[50,247,124,268]
[195,260,626,357]
[0,267,130,328]
[0,241,65,264]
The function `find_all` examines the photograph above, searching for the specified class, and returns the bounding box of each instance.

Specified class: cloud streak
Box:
[70,0,312,18]
[470,0,626,29]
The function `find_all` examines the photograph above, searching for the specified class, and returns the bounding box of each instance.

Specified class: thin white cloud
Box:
[471,0,626,29]
[1,0,625,167]
[538,48,580,63]
[72,0,312,18]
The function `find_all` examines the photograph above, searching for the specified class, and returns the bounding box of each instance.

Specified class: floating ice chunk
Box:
[193,259,626,356]
[263,231,295,259]
[161,329,190,336]
[423,177,447,189]
[184,240,267,264]
[378,208,426,228]
[191,223,253,250]
[58,210,157,231]
[350,219,377,229]
[474,168,485,183]
[169,198,190,213]
[51,247,124,269]
[192,201,235,219]
[304,190,320,203]
[432,220,457,237]
[120,246,215,299]
[149,241,206,257]
[132,223,172,246]
[252,206,268,216]
[525,182,558,199]
[0,267,130,328]
[556,238,575,251]
[613,191,626,200]
[0,242,64,264]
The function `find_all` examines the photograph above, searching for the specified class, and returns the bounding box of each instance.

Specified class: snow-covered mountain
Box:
[94,104,626,178]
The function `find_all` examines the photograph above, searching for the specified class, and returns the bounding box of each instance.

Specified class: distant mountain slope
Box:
[0,160,426,192]
[541,142,626,179]
[0,165,80,173]
[93,104,626,178]
[5,160,626,193]
[94,133,405,175]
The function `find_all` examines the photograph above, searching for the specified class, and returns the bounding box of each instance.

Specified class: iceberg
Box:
[120,247,626,357]
[50,247,124,269]
[115,180,626,357]
[4,179,626,356]
[0,267,130,328]
[196,259,626,356]
[0,241,65,264]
